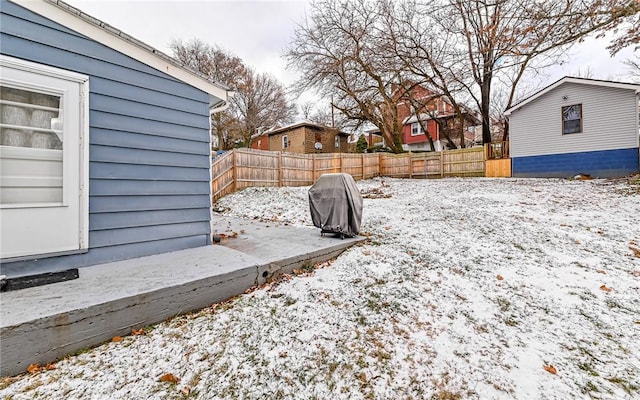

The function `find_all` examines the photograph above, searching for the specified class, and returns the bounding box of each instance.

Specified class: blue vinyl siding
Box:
[1,1,213,276]
[512,148,640,178]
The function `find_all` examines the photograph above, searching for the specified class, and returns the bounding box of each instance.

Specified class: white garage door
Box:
[0,56,88,260]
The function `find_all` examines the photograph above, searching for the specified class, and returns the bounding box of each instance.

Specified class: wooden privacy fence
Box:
[485,141,512,178]
[212,147,486,202]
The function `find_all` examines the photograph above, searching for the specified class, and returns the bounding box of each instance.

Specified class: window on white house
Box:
[335,135,340,148]
[257,139,262,148]
[562,104,582,134]
[282,135,289,149]
[411,122,424,136]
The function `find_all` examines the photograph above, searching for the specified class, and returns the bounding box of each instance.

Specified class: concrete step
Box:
[0,217,364,376]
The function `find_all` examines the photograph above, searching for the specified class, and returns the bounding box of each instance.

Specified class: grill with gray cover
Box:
[308,173,363,238]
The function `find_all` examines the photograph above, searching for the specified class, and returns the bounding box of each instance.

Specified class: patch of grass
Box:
[578,362,600,377]
[366,298,382,312]
[607,376,639,395]
[431,372,463,400]
[301,262,314,273]
[495,296,512,312]
[504,315,519,326]
[581,381,599,394]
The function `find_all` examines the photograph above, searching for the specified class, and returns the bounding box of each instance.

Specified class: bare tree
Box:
[608,11,640,55]
[232,70,296,147]
[435,0,638,143]
[286,0,408,153]
[172,39,295,149]
[299,101,314,120]
[624,56,640,82]
[286,0,636,150]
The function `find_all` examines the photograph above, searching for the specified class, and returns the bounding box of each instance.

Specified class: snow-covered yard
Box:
[2,177,639,400]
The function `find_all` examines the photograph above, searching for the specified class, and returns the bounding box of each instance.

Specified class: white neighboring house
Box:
[505,77,640,178]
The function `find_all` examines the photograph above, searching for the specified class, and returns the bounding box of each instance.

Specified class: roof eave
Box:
[12,0,230,106]
[505,76,640,116]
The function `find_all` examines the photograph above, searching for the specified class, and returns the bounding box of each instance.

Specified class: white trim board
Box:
[9,0,230,108]
[505,77,640,116]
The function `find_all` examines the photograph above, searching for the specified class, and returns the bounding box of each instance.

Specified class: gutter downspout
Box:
[208,94,232,245]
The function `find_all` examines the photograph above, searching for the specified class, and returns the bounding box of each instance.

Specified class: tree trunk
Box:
[481,77,492,144]
[501,119,509,142]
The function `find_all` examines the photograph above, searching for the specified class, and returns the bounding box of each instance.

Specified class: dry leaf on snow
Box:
[630,246,640,258]
[159,373,180,384]
[132,328,145,336]
[27,363,40,374]
[111,336,123,342]
[596,269,607,275]
[599,284,612,293]
[543,365,557,375]
[497,275,504,281]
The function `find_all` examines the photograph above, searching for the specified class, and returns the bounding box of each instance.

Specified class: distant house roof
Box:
[505,76,640,116]
[11,0,231,108]
[265,121,350,137]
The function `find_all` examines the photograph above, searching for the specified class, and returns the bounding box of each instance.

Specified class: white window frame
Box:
[334,135,340,148]
[562,104,582,135]
[0,55,90,255]
[282,135,289,149]
[411,122,424,136]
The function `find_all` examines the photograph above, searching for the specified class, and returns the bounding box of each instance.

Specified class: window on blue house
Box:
[562,104,582,134]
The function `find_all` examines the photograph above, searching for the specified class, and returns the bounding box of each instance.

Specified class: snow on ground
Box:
[2,177,639,400]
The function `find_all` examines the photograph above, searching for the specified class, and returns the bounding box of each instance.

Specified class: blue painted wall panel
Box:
[89,222,211,248]
[90,180,210,196]
[90,209,211,230]
[90,93,210,129]
[0,0,215,277]
[90,129,209,156]
[512,148,639,178]
[89,195,210,213]
[90,145,210,168]
[1,236,210,278]
[90,77,208,116]
[89,112,209,143]
[90,162,210,182]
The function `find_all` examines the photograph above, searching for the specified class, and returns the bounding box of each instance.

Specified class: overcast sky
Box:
[66,0,637,107]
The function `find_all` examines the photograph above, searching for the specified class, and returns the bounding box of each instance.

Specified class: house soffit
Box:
[10,0,230,107]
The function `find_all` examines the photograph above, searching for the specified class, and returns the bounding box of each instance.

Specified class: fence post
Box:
[278,152,282,187]
[378,153,383,177]
[339,153,343,173]
[312,153,316,182]
[361,153,365,180]
[231,149,237,192]
[440,150,444,178]
[483,144,488,176]
[408,151,412,179]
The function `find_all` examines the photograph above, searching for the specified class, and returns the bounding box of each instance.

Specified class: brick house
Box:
[367,85,481,151]
[251,121,350,154]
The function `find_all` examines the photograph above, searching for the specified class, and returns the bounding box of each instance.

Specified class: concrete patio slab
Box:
[0,216,364,376]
